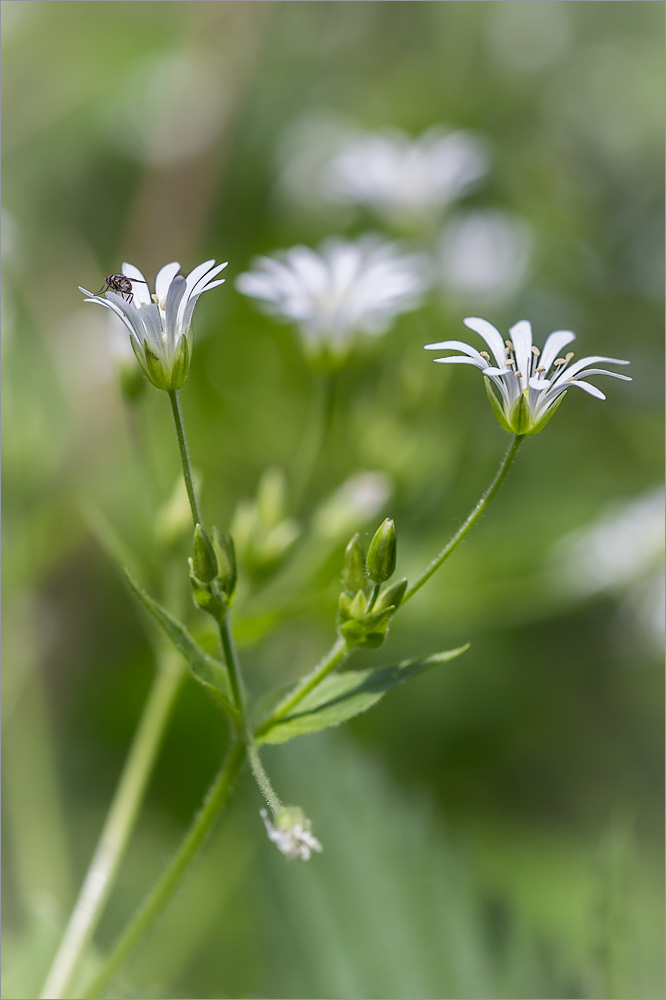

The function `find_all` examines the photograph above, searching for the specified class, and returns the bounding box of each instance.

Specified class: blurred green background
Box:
[2,3,664,998]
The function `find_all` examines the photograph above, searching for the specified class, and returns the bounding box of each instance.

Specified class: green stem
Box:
[254,636,349,739]
[78,740,246,1000]
[168,389,202,528]
[217,614,280,814]
[40,652,185,1000]
[403,434,524,604]
[291,372,335,504]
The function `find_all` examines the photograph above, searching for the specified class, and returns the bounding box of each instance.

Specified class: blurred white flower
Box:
[437,211,533,304]
[237,235,429,368]
[426,317,631,435]
[261,808,323,861]
[100,50,228,166]
[313,472,394,539]
[550,490,665,657]
[551,491,664,597]
[79,259,227,391]
[320,126,489,227]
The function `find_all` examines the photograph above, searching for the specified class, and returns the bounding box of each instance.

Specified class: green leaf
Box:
[125,570,236,718]
[256,645,469,745]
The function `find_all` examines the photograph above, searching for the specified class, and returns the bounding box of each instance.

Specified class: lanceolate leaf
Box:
[125,570,236,719]
[256,645,469,745]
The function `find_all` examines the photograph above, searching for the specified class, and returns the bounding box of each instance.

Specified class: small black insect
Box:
[95,273,148,304]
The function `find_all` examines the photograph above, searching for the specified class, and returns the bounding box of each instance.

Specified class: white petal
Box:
[551,355,630,388]
[462,317,507,367]
[191,261,228,297]
[539,329,576,375]
[424,339,487,365]
[434,355,485,368]
[155,262,181,304]
[566,380,606,400]
[573,368,632,382]
[121,262,151,306]
[508,320,532,386]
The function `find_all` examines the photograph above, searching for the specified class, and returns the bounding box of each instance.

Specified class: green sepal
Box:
[170,336,190,390]
[525,391,566,435]
[193,524,218,584]
[337,591,354,623]
[509,391,532,435]
[374,577,408,613]
[484,377,513,433]
[124,569,236,718]
[256,645,470,745]
[349,589,368,619]
[142,345,171,391]
[212,527,237,602]
[188,564,226,619]
[366,517,397,584]
[342,533,367,593]
[339,606,395,649]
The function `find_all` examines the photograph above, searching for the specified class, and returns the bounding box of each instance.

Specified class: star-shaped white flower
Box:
[321,126,489,227]
[237,235,428,369]
[426,317,631,435]
[260,808,323,862]
[79,259,227,391]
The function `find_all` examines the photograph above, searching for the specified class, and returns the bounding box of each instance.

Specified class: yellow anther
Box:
[553,358,566,366]
[531,346,540,356]
[479,351,490,360]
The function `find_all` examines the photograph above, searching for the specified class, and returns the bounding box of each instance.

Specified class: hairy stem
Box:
[78,740,246,1000]
[404,434,524,603]
[168,389,202,528]
[40,652,185,1000]
[254,636,349,739]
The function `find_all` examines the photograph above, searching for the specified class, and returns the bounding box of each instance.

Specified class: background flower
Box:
[237,235,429,367]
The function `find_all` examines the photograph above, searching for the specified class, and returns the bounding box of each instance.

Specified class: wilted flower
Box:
[260,807,323,861]
[236,235,428,368]
[321,126,489,228]
[426,317,631,435]
[79,259,227,391]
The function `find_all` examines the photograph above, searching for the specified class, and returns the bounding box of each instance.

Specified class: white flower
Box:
[236,235,429,368]
[79,259,227,391]
[321,126,489,227]
[437,211,533,304]
[426,317,631,435]
[260,807,323,861]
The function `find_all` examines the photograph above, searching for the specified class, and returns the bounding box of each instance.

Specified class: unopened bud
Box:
[212,527,237,598]
[349,589,368,619]
[374,577,408,613]
[193,524,218,584]
[342,534,366,592]
[366,518,397,584]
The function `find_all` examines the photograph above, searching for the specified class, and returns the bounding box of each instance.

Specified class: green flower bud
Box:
[366,517,397,584]
[374,577,408,613]
[342,534,366,592]
[212,528,237,601]
[188,561,225,618]
[339,607,394,649]
[349,589,368,619]
[192,524,218,584]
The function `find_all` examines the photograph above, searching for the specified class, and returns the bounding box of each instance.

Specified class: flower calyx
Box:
[337,523,405,649]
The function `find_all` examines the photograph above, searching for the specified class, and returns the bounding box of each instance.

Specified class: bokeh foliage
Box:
[2,3,663,998]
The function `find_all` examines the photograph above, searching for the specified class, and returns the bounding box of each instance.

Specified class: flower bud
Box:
[192,524,218,584]
[342,534,366,592]
[374,577,408,613]
[366,518,397,584]
[349,589,368,619]
[212,528,237,599]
